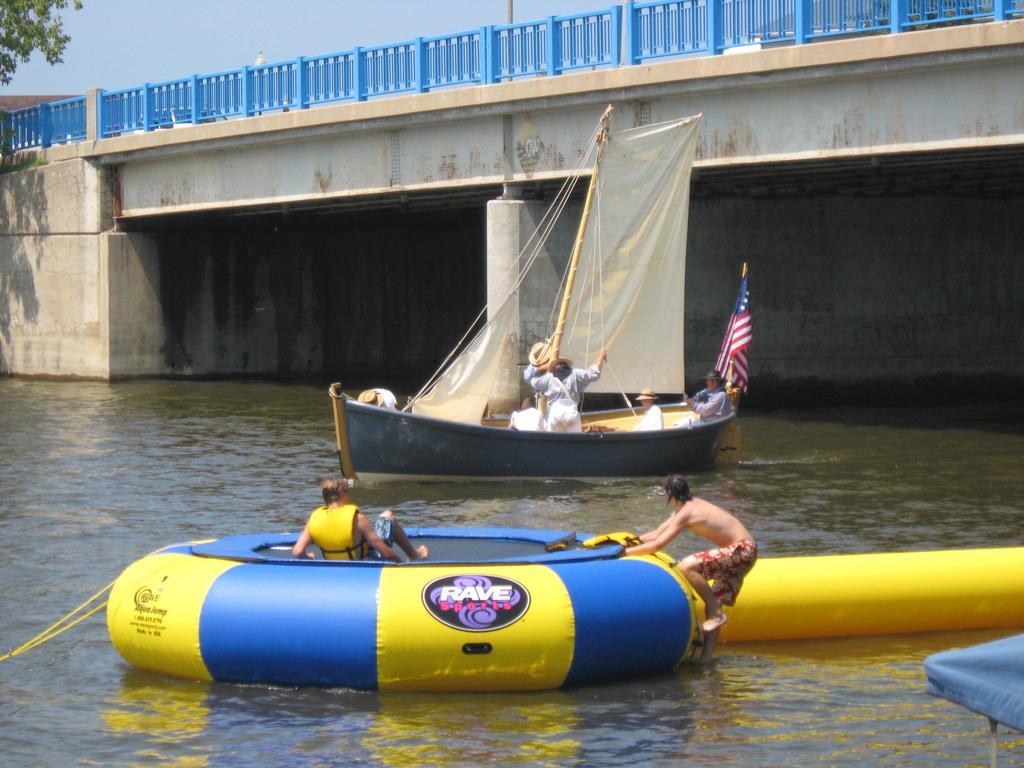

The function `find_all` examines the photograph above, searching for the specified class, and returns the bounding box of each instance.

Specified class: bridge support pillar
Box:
[486,196,524,415]
[486,193,581,414]
[100,232,166,378]
[0,158,172,380]
[0,158,119,378]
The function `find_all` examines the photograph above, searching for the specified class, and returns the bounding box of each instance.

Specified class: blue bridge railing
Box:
[2,0,1020,152]
[3,95,86,151]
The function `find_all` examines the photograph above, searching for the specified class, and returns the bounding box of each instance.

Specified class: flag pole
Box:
[717,261,748,466]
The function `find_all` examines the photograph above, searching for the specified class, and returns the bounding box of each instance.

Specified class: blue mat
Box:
[925,633,1024,732]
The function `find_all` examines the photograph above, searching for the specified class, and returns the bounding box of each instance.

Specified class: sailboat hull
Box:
[343,401,733,481]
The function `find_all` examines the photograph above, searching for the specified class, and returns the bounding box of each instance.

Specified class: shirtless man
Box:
[625,474,757,661]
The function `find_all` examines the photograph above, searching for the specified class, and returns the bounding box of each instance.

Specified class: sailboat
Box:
[329,107,736,481]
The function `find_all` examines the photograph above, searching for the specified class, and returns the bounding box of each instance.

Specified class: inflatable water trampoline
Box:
[107,529,700,691]
[108,530,1024,692]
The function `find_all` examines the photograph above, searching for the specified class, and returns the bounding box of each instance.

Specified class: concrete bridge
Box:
[2,19,1023,402]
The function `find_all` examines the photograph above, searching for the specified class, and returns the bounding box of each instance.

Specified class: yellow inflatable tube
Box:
[721,547,1024,643]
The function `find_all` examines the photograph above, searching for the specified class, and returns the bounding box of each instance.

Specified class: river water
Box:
[1,379,1022,767]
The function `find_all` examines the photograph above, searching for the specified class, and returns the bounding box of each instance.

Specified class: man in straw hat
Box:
[632,388,664,431]
[686,370,733,422]
[357,388,398,409]
[523,342,607,433]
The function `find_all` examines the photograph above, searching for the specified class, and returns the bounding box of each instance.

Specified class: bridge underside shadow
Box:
[117,206,485,387]
[115,145,1024,403]
[686,146,1024,404]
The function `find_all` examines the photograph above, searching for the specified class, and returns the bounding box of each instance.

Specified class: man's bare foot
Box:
[413,545,429,560]
[701,612,728,634]
[699,627,721,662]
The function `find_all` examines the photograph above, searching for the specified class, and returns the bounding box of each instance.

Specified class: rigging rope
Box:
[574,193,600,414]
[1,580,115,662]
[584,238,595,365]
[580,177,601,413]
[587,173,603,364]
[566,244,593,355]
[542,139,606,336]
[596,173,605,347]
[408,173,580,409]
[605,360,637,415]
[550,140,635,414]
[406,123,604,410]
[562,134,608,362]
[593,185,633,412]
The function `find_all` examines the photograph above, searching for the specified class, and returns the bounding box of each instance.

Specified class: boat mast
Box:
[547,104,614,370]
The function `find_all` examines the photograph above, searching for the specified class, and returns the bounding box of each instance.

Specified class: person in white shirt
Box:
[509,397,545,431]
[357,388,398,409]
[523,345,607,433]
[633,388,663,431]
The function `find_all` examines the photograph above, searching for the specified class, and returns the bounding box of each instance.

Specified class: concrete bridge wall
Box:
[1,155,1020,401]
[113,48,1024,219]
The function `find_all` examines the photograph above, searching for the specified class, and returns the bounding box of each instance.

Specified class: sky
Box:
[1,0,611,95]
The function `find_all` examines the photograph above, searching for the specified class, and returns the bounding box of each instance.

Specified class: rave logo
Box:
[422,575,530,632]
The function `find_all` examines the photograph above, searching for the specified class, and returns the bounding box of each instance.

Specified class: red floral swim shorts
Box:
[691,539,758,606]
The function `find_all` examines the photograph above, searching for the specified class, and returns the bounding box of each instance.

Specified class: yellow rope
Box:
[10,602,108,659]
[0,580,115,662]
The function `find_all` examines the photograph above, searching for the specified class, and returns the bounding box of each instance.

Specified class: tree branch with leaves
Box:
[0,0,83,86]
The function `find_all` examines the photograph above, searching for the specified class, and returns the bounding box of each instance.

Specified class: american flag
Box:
[714,272,751,392]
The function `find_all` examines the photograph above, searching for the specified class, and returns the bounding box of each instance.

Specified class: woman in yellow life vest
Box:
[292,477,428,562]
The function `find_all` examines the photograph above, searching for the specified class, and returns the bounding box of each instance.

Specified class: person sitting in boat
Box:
[686,370,733,422]
[357,388,398,409]
[624,474,757,662]
[509,396,544,431]
[632,388,663,431]
[292,477,428,563]
[523,344,607,433]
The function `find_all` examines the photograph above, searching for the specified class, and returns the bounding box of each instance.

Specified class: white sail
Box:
[410,113,699,423]
[559,115,700,395]
[410,295,519,423]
